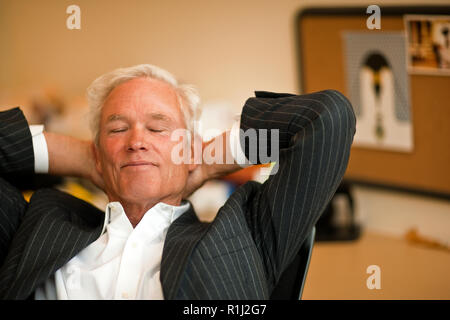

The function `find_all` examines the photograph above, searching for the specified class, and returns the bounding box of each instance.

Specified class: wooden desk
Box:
[302,231,450,299]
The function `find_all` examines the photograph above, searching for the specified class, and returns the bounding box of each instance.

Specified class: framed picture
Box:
[343,31,413,152]
[405,14,450,76]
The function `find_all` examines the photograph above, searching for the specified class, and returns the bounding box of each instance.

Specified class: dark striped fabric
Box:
[0,108,105,299]
[168,90,356,299]
[0,108,34,175]
[0,108,35,269]
[0,90,356,300]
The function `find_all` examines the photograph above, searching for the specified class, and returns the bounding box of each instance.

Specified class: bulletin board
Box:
[295,6,450,199]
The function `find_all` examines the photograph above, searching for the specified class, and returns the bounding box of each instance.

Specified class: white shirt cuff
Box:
[229,114,251,168]
[30,125,49,173]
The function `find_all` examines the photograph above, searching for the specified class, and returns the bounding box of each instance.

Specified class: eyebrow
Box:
[106,114,127,123]
[106,112,172,124]
[148,113,171,122]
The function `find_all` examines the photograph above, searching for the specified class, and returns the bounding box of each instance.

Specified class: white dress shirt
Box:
[29,125,49,173]
[29,118,249,300]
[34,200,189,300]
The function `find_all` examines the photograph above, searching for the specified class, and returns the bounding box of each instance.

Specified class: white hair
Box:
[86,64,201,145]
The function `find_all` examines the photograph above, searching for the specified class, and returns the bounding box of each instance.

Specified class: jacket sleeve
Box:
[0,108,35,270]
[0,107,35,176]
[239,89,356,287]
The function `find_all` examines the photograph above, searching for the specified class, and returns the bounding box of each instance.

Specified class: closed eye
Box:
[110,128,128,133]
[148,128,164,133]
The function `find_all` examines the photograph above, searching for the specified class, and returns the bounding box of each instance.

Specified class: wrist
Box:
[201,131,243,180]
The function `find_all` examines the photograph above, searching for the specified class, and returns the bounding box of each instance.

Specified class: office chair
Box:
[269,226,316,300]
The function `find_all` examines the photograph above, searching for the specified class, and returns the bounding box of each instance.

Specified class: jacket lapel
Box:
[0,188,104,299]
[160,203,210,299]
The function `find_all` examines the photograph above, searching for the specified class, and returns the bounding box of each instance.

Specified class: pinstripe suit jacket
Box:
[0,90,355,300]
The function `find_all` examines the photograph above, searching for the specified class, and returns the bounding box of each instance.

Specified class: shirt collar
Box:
[100,200,190,236]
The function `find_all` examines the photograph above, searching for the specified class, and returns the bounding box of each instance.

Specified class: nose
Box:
[127,127,148,152]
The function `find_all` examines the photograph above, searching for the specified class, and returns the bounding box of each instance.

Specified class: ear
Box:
[188,133,203,172]
[93,143,103,175]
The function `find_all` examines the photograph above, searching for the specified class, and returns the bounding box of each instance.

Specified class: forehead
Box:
[101,77,183,125]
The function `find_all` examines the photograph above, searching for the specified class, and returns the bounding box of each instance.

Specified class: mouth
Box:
[121,161,159,169]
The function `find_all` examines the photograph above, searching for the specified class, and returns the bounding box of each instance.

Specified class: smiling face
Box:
[95,77,195,208]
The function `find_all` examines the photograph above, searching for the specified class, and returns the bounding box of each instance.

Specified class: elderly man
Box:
[0,64,355,300]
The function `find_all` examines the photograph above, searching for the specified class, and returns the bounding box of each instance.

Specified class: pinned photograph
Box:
[405,15,450,75]
[343,32,413,152]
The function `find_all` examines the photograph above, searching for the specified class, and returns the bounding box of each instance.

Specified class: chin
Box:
[129,186,161,200]
[118,180,162,202]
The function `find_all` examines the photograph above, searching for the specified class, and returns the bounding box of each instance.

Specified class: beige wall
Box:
[3,0,448,112]
[1,0,449,243]
[1,0,305,114]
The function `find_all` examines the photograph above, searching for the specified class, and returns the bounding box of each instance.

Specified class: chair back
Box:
[269,227,316,300]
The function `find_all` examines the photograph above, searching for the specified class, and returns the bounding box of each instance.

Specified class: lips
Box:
[121,161,159,169]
